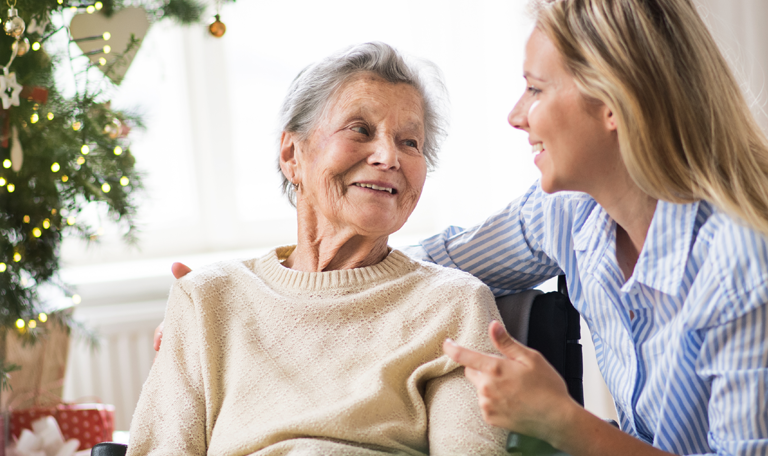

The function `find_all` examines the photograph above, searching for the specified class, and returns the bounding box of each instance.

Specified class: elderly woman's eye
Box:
[351,126,369,135]
[404,139,418,148]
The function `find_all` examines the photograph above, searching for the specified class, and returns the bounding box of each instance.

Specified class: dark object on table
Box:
[90,442,127,456]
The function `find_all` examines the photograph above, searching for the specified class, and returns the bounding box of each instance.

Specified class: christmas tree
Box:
[0,0,212,389]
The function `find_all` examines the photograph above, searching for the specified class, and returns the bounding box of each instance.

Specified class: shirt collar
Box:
[630,199,700,296]
[573,198,700,297]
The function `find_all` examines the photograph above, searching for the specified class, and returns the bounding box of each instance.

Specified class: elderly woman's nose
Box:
[368,140,401,169]
[508,97,529,131]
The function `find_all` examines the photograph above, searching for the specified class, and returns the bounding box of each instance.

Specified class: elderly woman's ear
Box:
[279,131,301,187]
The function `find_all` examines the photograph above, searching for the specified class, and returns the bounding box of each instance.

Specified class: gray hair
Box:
[278,41,449,206]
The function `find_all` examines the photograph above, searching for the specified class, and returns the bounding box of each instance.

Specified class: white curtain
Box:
[697,0,768,133]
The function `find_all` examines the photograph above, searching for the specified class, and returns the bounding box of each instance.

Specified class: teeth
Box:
[355,183,393,193]
[532,143,544,155]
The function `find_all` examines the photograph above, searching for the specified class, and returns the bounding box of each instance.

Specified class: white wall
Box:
[60,0,539,264]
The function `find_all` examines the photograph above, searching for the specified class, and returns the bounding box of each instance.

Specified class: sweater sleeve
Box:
[425,369,508,455]
[423,281,509,455]
[127,281,208,456]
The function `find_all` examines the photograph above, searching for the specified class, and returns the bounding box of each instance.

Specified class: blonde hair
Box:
[531,0,768,236]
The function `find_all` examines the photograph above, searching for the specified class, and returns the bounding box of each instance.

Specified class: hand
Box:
[153,262,193,357]
[443,320,577,444]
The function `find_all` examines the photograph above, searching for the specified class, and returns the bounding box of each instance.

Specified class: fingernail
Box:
[445,338,456,346]
[492,322,505,338]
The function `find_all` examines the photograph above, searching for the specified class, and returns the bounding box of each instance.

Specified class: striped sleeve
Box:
[418,182,569,296]
[698,301,768,455]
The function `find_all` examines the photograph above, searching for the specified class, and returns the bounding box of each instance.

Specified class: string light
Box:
[61,175,69,182]
[51,209,57,215]
[98,57,106,66]
[15,319,24,329]
[43,219,51,229]
[7,184,14,192]
[72,121,82,131]
[120,176,130,186]
[2,159,10,168]
[67,216,76,225]
[95,1,103,9]
[13,252,21,262]
[103,45,111,54]
[31,113,39,124]
[81,145,90,155]
[51,162,60,172]
[28,320,37,329]
[69,6,76,12]
[23,215,29,223]
[57,0,63,4]
[113,146,123,155]
[47,112,54,120]
[32,228,42,237]
[101,182,111,193]
[32,41,40,51]
[86,5,95,13]
[0,263,6,272]
[76,156,85,165]
[39,312,48,322]
[72,294,82,305]
[103,31,110,40]
[0,177,5,186]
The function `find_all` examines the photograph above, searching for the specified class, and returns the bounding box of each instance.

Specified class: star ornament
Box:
[0,72,23,110]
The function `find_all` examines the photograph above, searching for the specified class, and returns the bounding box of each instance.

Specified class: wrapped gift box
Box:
[56,403,115,448]
[10,403,115,450]
[9,406,58,439]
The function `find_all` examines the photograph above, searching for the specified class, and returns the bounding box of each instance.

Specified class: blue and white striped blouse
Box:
[412,181,768,456]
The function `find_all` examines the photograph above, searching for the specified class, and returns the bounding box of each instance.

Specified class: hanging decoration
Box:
[69,7,150,85]
[3,1,24,38]
[0,68,22,109]
[208,0,225,38]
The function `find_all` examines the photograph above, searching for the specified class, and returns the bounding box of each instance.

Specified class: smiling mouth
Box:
[353,183,397,194]
[532,143,544,155]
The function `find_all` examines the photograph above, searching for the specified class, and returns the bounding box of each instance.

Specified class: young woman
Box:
[442,1,768,455]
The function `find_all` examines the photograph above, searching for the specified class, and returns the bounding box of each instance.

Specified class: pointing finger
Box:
[443,338,505,374]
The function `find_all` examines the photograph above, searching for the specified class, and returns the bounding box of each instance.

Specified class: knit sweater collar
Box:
[257,245,416,292]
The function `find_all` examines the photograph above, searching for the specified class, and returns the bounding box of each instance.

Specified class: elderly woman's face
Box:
[288,75,427,238]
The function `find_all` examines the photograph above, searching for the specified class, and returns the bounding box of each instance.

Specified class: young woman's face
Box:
[508,28,621,195]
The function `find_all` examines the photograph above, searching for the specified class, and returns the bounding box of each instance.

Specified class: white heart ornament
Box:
[69,7,150,85]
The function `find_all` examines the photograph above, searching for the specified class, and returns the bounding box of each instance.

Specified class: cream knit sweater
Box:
[128,247,508,455]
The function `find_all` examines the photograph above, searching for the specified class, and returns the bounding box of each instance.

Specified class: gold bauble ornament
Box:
[208,14,226,38]
[12,36,29,56]
[104,118,122,139]
[4,8,25,38]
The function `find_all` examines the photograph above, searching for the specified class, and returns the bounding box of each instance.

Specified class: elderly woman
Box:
[127,42,508,455]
